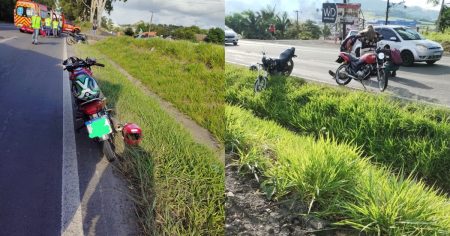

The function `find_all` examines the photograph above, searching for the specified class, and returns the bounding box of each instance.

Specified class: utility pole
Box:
[385,0,390,25]
[343,0,347,40]
[294,10,300,39]
[149,11,153,32]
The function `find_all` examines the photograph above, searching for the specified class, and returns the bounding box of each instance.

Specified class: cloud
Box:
[109,0,224,28]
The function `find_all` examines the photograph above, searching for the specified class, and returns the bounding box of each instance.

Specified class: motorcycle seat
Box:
[277,47,295,63]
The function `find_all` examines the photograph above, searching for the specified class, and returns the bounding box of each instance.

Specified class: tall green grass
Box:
[76,45,224,235]
[226,105,450,235]
[226,65,450,192]
[92,37,224,141]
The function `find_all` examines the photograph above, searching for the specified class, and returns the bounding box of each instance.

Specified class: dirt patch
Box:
[225,154,358,236]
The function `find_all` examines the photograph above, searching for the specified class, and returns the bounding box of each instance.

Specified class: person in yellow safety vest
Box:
[31,12,41,44]
[58,19,63,35]
[44,15,52,37]
[52,18,59,37]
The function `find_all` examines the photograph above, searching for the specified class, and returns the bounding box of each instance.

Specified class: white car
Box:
[225,25,239,46]
[352,25,444,66]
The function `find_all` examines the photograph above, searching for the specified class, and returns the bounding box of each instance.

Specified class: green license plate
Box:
[85,116,112,139]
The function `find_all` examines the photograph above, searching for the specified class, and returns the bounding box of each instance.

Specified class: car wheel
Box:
[426,60,437,65]
[401,50,414,67]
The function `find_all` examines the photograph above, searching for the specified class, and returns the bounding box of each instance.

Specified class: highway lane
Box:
[226,40,450,107]
[0,24,136,235]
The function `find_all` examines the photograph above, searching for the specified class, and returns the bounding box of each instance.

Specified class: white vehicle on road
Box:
[225,25,239,46]
[353,25,444,66]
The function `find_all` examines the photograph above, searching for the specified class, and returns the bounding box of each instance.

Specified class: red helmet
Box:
[122,123,142,145]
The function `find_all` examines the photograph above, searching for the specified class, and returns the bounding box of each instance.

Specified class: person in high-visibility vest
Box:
[58,19,63,35]
[31,12,41,44]
[44,15,52,37]
[52,18,59,37]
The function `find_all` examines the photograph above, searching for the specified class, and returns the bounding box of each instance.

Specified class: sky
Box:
[109,0,224,28]
[225,0,441,19]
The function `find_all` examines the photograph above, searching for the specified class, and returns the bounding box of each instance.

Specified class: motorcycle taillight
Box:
[80,100,105,115]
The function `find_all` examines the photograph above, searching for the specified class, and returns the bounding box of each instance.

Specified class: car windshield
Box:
[394,27,424,40]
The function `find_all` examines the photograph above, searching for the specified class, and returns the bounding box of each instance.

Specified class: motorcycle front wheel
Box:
[102,139,117,162]
[377,69,388,92]
[335,64,352,85]
[282,59,294,76]
[254,75,268,93]
[66,36,76,45]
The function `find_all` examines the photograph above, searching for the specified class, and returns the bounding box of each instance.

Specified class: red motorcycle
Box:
[330,48,388,92]
[63,57,142,162]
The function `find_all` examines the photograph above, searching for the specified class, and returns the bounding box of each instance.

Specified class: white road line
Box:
[0,37,17,43]
[61,40,84,235]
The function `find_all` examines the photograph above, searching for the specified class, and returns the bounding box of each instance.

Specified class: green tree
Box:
[428,0,447,32]
[123,27,134,36]
[322,24,331,39]
[298,20,321,40]
[206,27,225,44]
[275,12,291,39]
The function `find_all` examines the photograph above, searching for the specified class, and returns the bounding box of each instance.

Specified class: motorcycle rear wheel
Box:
[254,75,267,93]
[282,59,294,76]
[335,64,352,85]
[102,139,117,162]
[377,69,388,92]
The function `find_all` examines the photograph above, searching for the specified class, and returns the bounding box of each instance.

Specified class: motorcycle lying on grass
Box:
[328,47,388,92]
[250,47,297,92]
[66,32,87,45]
[63,57,142,162]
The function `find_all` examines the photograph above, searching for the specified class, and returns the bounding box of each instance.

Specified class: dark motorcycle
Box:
[63,57,142,162]
[329,48,388,92]
[251,47,297,92]
[66,32,87,45]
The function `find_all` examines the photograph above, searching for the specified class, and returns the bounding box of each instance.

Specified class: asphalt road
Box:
[0,23,135,235]
[226,39,450,107]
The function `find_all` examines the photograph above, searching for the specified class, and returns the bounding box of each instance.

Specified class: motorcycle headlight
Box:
[378,52,385,60]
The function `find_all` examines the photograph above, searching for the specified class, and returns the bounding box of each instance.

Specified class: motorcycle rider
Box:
[356,25,382,55]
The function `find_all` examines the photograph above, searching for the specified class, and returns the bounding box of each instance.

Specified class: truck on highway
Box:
[14,0,80,34]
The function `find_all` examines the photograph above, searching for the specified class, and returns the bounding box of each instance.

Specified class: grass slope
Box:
[76,44,224,235]
[91,37,224,141]
[226,64,450,191]
[226,105,450,235]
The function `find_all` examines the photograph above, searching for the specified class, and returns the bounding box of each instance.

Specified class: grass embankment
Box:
[424,30,450,53]
[226,65,450,191]
[76,45,224,235]
[91,37,224,141]
[226,105,450,235]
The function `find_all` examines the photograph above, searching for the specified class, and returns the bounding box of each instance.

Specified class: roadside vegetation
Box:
[76,45,224,235]
[424,30,450,53]
[91,37,224,140]
[226,105,450,235]
[226,65,450,192]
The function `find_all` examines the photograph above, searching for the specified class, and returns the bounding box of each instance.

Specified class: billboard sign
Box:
[322,3,337,23]
[336,3,361,24]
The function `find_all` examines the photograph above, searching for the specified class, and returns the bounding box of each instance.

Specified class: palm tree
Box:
[428,0,446,31]
[275,12,291,39]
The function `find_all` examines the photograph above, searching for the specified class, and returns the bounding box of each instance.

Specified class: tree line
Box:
[225,6,330,40]
[122,22,224,44]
